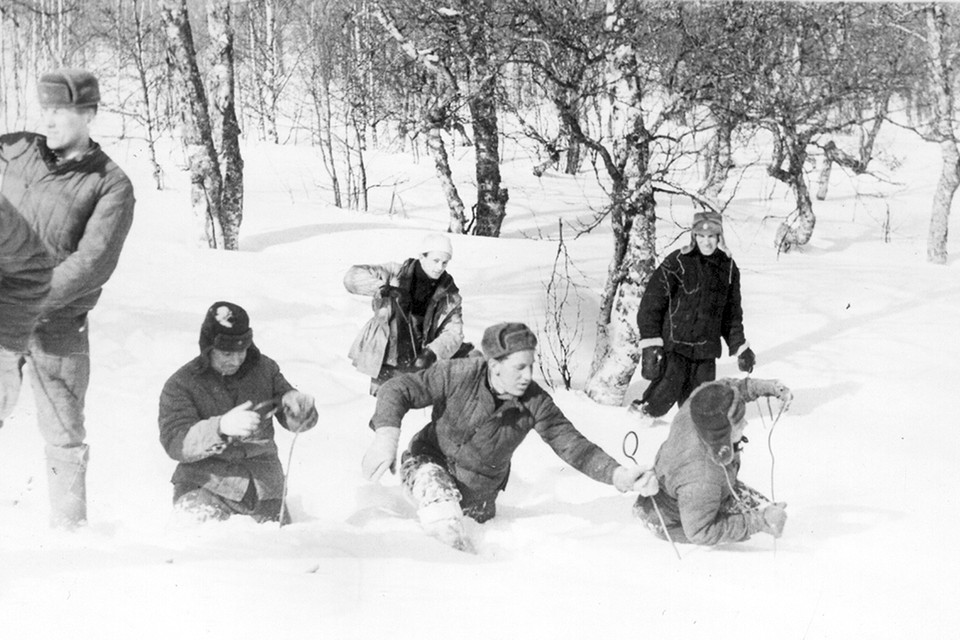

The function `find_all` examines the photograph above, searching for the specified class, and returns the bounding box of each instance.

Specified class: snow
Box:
[1,120,958,640]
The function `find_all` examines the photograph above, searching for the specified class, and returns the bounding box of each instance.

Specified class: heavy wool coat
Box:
[371,358,620,497]
[637,245,746,360]
[158,345,297,503]
[651,378,779,545]
[344,258,463,376]
[0,132,135,354]
[0,196,53,351]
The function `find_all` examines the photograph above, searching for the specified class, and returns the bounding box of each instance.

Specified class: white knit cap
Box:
[420,233,453,258]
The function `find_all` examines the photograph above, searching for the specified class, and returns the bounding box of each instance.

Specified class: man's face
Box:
[41,106,93,156]
[419,251,451,280]
[694,232,719,256]
[210,347,247,376]
[489,350,535,397]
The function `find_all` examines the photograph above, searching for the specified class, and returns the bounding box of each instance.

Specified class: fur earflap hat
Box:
[686,210,731,257]
[38,69,100,108]
[199,301,253,353]
[689,383,745,465]
[420,233,453,259]
[481,322,537,360]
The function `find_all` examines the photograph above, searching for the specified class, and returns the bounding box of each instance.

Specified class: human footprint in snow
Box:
[634,377,792,545]
[362,321,659,552]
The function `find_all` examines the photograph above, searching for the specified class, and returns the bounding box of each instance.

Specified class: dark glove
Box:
[640,346,664,380]
[413,348,437,370]
[737,347,756,373]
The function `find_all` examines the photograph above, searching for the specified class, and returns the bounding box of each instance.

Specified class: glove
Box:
[378,284,407,307]
[773,382,793,411]
[282,390,318,433]
[737,347,756,373]
[218,400,260,438]
[612,465,659,496]
[362,426,401,482]
[640,346,664,380]
[760,502,788,538]
[413,348,437,370]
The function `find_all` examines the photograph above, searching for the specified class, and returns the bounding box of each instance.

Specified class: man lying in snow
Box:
[361,321,659,552]
[634,377,793,545]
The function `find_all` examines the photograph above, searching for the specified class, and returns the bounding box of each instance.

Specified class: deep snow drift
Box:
[1,120,958,640]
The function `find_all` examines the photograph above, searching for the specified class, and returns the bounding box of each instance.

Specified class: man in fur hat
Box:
[361,321,659,552]
[630,210,755,421]
[344,233,472,396]
[0,69,135,528]
[634,377,792,546]
[159,302,318,523]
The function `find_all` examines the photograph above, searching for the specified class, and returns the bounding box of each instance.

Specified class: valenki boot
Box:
[45,443,89,529]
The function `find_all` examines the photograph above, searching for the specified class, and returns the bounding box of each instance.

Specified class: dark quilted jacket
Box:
[637,246,745,360]
[158,345,296,502]
[0,132,135,324]
[371,358,620,495]
[0,196,53,351]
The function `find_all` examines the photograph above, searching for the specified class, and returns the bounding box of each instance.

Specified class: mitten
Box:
[737,347,756,373]
[612,465,659,495]
[219,400,259,438]
[282,391,318,433]
[362,426,401,481]
[774,382,793,410]
[760,502,788,538]
[413,348,437,370]
[640,346,664,380]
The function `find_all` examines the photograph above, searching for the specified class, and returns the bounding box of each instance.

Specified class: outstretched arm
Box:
[729,377,792,409]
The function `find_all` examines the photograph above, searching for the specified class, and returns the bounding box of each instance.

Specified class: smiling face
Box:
[694,232,720,256]
[419,251,451,280]
[210,347,248,376]
[488,350,535,397]
[41,105,94,159]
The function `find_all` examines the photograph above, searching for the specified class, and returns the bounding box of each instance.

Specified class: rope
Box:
[278,431,300,528]
[623,430,681,560]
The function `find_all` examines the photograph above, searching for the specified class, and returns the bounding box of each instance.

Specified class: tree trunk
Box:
[469,86,508,237]
[208,0,243,250]
[424,120,467,234]
[310,70,342,208]
[160,0,224,249]
[768,125,816,252]
[700,115,734,202]
[131,0,163,190]
[925,5,956,265]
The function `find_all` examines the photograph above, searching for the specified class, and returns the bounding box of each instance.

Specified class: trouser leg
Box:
[0,349,25,425]
[399,454,473,552]
[27,337,90,529]
[640,352,691,417]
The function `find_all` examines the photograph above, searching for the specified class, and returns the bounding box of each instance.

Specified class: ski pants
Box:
[399,452,499,524]
[640,351,715,417]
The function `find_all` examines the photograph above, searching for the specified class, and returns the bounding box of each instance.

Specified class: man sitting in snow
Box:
[633,377,792,546]
[361,321,659,552]
[159,301,318,523]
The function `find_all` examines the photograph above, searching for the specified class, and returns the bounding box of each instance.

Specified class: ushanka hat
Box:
[38,69,100,108]
[692,210,724,236]
[481,322,537,360]
[199,301,253,353]
[689,383,745,465]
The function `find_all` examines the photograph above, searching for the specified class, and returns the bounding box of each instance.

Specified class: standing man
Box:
[0,68,135,528]
[361,322,658,552]
[630,211,755,422]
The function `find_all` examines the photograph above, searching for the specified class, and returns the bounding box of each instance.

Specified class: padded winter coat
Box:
[0,196,53,351]
[345,258,463,376]
[371,357,621,497]
[0,132,135,352]
[158,345,297,503]
[637,245,745,360]
[650,378,778,545]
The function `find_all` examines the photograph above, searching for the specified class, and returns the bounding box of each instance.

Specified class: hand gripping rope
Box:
[623,431,682,561]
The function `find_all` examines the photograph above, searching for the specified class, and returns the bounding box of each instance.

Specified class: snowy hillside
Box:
[1,119,958,640]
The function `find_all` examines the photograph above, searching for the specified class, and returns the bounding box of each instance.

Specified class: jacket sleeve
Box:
[158,377,229,463]
[532,393,621,484]
[424,293,464,359]
[677,480,765,545]
[40,172,135,314]
[721,260,746,355]
[636,257,673,347]
[369,362,451,429]
[0,200,53,351]
[343,261,402,296]
[731,377,786,403]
